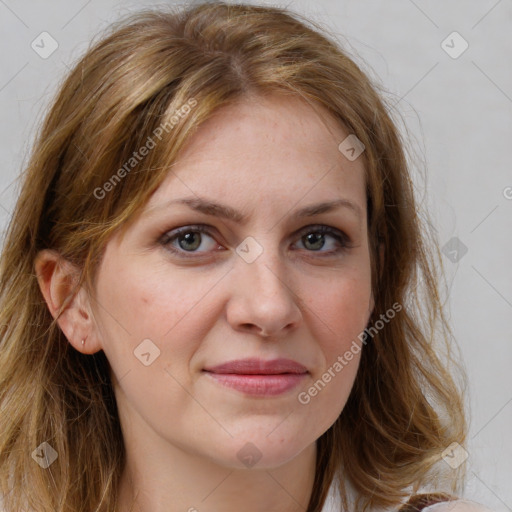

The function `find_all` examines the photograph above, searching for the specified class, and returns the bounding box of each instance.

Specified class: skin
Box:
[35,93,375,512]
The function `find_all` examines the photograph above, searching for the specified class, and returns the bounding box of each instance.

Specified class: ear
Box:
[34,249,102,354]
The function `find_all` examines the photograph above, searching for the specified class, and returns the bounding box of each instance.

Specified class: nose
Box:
[225,242,303,339]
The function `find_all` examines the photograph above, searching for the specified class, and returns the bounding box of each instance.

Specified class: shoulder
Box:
[423,499,495,512]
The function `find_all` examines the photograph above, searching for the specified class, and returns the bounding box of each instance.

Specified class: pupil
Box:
[305,233,324,250]
[180,232,200,251]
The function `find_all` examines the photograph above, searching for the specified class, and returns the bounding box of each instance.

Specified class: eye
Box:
[159,224,352,258]
[159,225,220,255]
[294,225,351,255]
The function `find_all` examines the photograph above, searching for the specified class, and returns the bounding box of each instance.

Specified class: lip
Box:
[203,358,309,396]
[204,358,308,375]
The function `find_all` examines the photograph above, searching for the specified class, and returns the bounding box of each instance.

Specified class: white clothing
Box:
[321,480,494,512]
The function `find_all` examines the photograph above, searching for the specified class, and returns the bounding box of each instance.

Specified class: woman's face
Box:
[89,93,374,469]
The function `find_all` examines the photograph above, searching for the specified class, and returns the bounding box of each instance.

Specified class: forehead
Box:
[144,93,367,214]
[177,93,353,165]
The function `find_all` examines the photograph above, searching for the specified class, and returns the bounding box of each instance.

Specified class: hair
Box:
[0,2,468,511]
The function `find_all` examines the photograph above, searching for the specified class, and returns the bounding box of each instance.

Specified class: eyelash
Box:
[159,224,352,259]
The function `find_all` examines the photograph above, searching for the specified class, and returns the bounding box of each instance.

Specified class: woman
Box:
[0,2,494,511]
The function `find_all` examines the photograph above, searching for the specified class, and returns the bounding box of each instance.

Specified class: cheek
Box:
[308,270,372,353]
[95,260,222,368]
[94,262,223,425]
[299,275,370,422]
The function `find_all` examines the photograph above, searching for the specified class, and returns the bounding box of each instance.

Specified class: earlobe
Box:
[34,249,99,354]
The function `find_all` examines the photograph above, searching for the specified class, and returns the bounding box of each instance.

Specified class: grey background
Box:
[0,0,510,510]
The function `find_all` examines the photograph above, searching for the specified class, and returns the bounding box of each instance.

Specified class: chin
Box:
[205,425,316,471]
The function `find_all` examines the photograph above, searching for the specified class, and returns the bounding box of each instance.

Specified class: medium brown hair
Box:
[0,2,468,511]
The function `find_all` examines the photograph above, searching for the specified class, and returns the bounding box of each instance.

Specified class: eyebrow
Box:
[146,196,363,224]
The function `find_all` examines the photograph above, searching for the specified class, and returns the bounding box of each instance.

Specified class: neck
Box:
[116,441,317,512]
[113,387,318,512]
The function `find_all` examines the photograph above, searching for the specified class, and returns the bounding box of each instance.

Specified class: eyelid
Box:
[159,223,353,258]
[296,224,352,245]
[159,224,221,250]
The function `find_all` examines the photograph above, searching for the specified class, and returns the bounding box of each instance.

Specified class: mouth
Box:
[202,358,309,396]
